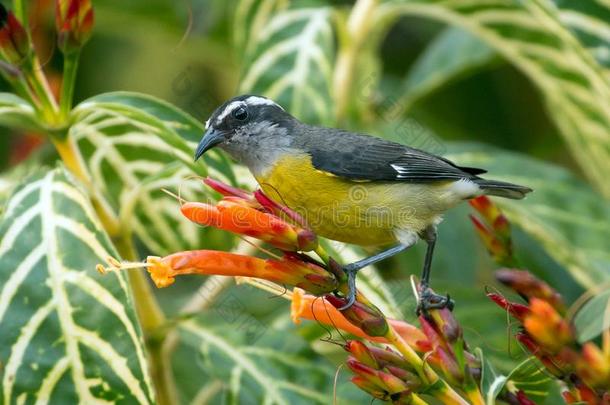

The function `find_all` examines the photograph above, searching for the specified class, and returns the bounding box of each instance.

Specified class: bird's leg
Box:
[338,244,410,310]
[416,227,455,315]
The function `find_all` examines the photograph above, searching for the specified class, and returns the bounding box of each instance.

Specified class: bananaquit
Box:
[195,95,532,312]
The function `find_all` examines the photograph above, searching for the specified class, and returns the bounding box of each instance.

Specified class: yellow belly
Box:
[255,155,459,246]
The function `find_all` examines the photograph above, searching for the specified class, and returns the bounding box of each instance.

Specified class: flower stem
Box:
[385,325,468,405]
[59,52,80,122]
[23,56,59,124]
[115,234,178,405]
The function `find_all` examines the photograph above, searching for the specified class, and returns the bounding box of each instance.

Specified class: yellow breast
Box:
[255,154,455,247]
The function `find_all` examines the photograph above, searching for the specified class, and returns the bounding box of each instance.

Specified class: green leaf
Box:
[381,0,610,198]
[447,142,610,288]
[552,0,610,70]
[177,316,364,405]
[237,7,335,125]
[477,348,507,404]
[70,92,238,255]
[0,93,42,132]
[505,357,554,404]
[0,166,154,404]
[234,0,289,60]
[574,288,610,342]
[401,26,498,110]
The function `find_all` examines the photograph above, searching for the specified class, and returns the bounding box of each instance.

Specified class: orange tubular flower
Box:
[181,200,317,252]
[290,289,429,352]
[56,0,94,53]
[146,250,337,295]
[523,298,574,353]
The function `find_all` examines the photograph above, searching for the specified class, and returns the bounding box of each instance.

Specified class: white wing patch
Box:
[205,118,210,129]
[390,164,410,179]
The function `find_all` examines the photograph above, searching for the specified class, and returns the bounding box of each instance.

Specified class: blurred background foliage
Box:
[1,0,609,403]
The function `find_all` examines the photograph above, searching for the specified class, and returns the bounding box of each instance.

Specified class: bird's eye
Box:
[232,106,248,121]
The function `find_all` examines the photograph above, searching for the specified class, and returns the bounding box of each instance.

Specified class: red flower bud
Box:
[345,340,379,369]
[203,177,254,201]
[495,269,565,313]
[487,291,530,321]
[55,0,94,53]
[325,295,389,337]
[0,5,30,64]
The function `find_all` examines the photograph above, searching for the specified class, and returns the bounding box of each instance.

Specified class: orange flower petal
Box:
[290,289,428,351]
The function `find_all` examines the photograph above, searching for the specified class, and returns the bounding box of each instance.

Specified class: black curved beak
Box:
[194,128,225,161]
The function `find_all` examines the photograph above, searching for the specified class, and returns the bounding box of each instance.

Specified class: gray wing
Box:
[304,129,485,183]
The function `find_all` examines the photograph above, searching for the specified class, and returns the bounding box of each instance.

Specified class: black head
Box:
[194,95,292,160]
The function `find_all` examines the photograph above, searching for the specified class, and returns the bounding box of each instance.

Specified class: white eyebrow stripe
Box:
[216,101,244,123]
[245,96,284,110]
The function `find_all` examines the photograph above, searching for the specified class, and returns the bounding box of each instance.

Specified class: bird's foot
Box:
[416,284,454,316]
[337,263,360,310]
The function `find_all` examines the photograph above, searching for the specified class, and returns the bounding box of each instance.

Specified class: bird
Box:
[194,94,532,312]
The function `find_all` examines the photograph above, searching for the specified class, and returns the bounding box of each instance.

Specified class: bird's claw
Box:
[416,285,454,316]
[337,263,359,310]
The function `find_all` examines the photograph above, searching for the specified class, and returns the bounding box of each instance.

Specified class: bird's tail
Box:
[476,179,532,200]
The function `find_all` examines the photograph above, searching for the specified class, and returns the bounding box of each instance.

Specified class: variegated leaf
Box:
[447,143,610,288]
[233,0,289,59]
[0,167,154,404]
[237,7,335,125]
[380,0,610,198]
[0,93,42,132]
[69,92,238,255]
[178,317,365,405]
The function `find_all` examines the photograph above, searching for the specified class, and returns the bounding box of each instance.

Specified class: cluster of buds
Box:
[0,5,30,66]
[345,340,420,404]
[488,270,610,404]
[419,308,481,390]
[56,0,94,54]
[339,300,485,404]
[469,196,515,267]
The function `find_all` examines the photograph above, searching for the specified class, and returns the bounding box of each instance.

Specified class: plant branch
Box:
[59,52,80,121]
[114,234,178,405]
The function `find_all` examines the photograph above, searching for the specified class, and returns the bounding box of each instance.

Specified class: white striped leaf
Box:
[554,0,610,70]
[69,92,238,255]
[447,143,610,288]
[0,167,154,404]
[178,318,366,404]
[380,0,610,198]
[0,93,42,132]
[237,7,335,125]
[233,0,289,59]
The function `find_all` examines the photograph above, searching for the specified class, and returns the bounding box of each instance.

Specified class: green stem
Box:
[23,57,59,124]
[114,235,178,405]
[59,53,80,121]
[13,0,26,24]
